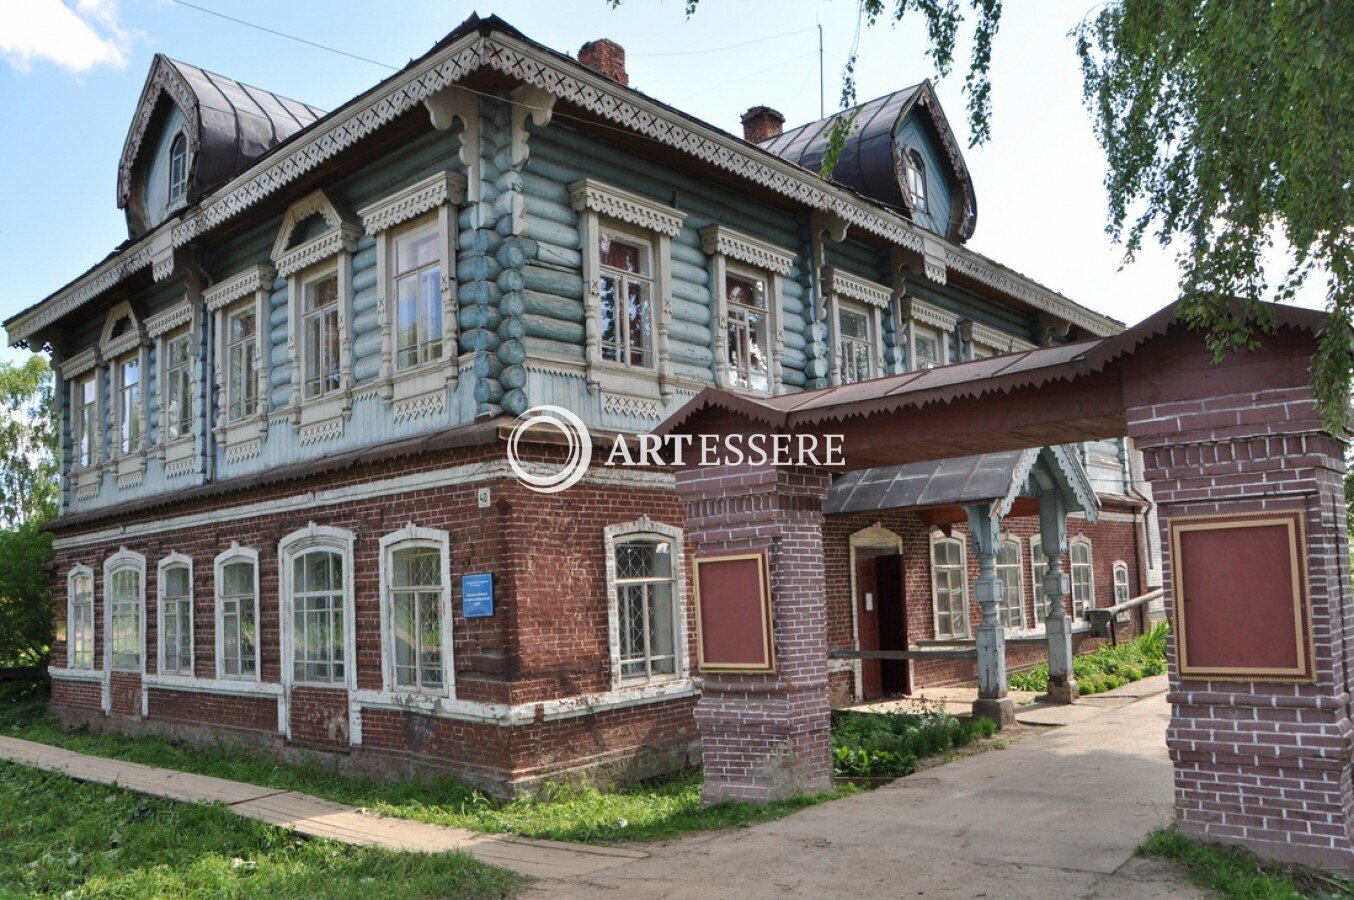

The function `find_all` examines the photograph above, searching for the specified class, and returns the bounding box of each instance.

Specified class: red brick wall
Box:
[823,501,1152,696]
[147,688,277,734]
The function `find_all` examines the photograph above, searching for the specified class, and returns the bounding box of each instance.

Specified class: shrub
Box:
[830,709,996,778]
[1009,621,1169,695]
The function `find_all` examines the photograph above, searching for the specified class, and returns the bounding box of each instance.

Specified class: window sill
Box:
[48,666,102,682]
[144,673,280,696]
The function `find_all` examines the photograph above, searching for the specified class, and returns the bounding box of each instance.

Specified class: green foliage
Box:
[1009,621,1169,694]
[0,758,519,898]
[830,708,996,777]
[1140,826,1354,899]
[0,522,53,665]
[0,685,850,844]
[0,355,58,528]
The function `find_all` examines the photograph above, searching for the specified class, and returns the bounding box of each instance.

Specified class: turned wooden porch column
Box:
[965,503,1014,726]
[1038,487,1079,703]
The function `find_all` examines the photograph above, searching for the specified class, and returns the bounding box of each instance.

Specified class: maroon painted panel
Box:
[694,553,775,672]
[1171,511,1313,681]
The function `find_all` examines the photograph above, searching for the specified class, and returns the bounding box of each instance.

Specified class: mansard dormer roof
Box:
[117,54,326,236]
[759,82,977,244]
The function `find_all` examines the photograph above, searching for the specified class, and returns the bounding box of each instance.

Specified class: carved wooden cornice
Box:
[960,319,1036,354]
[357,171,467,235]
[699,224,795,276]
[568,178,685,238]
[204,263,276,312]
[59,348,101,380]
[146,300,193,338]
[821,267,890,309]
[900,297,958,332]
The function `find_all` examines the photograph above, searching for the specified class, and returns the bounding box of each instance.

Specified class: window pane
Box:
[396,229,438,273]
[626,279,651,366]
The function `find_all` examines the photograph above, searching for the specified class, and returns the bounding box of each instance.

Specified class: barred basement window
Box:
[598,226,654,368]
[225,305,257,423]
[291,548,345,683]
[216,549,258,679]
[931,535,968,639]
[106,552,144,671]
[302,273,341,400]
[725,269,770,391]
[164,331,192,440]
[393,223,443,371]
[158,556,192,675]
[66,566,95,669]
[1070,538,1095,619]
[837,302,873,384]
[995,537,1025,629]
[614,537,677,681]
[389,546,444,690]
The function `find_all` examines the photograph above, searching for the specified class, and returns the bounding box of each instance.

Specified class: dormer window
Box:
[168,133,187,203]
[904,149,928,214]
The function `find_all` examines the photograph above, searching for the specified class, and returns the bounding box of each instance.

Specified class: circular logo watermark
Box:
[507,404,593,493]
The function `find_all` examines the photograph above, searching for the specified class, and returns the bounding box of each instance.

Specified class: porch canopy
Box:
[653,300,1354,871]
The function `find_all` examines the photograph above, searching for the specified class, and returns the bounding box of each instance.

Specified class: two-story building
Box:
[5,15,1159,794]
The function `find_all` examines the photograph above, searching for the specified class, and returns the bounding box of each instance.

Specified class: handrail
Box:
[1101,588,1164,618]
[1085,588,1165,644]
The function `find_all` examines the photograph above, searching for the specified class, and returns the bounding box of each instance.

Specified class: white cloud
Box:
[0,0,129,74]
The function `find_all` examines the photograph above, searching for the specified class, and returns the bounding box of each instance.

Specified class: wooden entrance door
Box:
[856,550,883,699]
[876,553,909,695]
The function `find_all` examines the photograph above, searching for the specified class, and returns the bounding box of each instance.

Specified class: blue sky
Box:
[0,0,1324,364]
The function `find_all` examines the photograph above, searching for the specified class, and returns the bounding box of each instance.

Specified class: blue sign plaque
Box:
[462,573,494,618]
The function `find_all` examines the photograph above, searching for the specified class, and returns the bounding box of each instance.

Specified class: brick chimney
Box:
[741,106,785,143]
[578,39,628,86]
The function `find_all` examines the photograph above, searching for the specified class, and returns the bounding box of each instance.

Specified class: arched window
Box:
[1070,537,1095,619]
[280,525,354,687]
[66,565,95,670]
[379,525,451,694]
[995,537,1025,629]
[105,549,145,672]
[215,544,259,680]
[1113,561,1131,604]
[931,534,968,638]
[168,133,187,202]
[904,149,928,213]
[604,518,686,687]
[157,552,193,675]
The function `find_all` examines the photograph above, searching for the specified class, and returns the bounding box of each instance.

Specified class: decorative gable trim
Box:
[205,264,276,312]
[271,190,361,278]
[118,56,200,210]
[901,297,958,332]
[146,299,193,338]
[568,179,685,238]
[98,302,148,359]
[821,267,890,309]
[358,170,467,235]
[699,224,795,275]
[960,319,1036,354]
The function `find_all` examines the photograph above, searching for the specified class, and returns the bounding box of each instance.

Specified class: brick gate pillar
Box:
[674,463,834,804]
[1125,337,1354,869]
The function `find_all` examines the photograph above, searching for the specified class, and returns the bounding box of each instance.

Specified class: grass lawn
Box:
[0,759,519,898]
[1140,827,1354,899]
[0,682,855,844]
[1009,620,1169,696]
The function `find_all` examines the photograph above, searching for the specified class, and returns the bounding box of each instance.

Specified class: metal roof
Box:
[825,450,1025,515]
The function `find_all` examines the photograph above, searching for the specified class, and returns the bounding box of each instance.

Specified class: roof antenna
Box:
[818,20,825,119]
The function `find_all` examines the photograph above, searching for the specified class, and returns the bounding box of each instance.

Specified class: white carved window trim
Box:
[701,223,794,397]
[104,547,146,674]
[98,303,150,489]
[1070,536,1095,620]
[271,190,360,444]
[66,564,96,670]
[206,264,274,463]
[603,517,688,691]
[358,171,465,418]
[214,543,260,681]
[570,179,685,403]
[156,551,194,677]
[822,267,888,386]
[146,299,198,479]
[930,532,969,639]
[377,524,454,697]
[995,536,1026,630]
[63,351,102,476]
[902,297,957,371]
[278,524,356,690]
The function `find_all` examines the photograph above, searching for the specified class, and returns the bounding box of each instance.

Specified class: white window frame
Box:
[378,524,453,697]
[905,148,928,213]
[214,544,261,682]
[930,533,969,639]
[72,370,99,471]
[104,548,146,674]
[703,223,795,397]
[603,517,688,691]
[995,536,1026,630]
[596,220,657,371]
[299,267,343,403]
[278,524,356,690]
[1070,536,1095,619]
[115,352,144,457]
[168,132,188,203]
[356,171,465,415]
[156,552,194,677]
[901,297,956,372]
[66,565,96,670]
[1113,560,1131,604]
[571,179,685,404]
[162,329,194,443]
[205,265,273,462]
[821,267,889,387]
[1030,536,1050,620]
[720,261,774,392]
[836,300,876,384]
